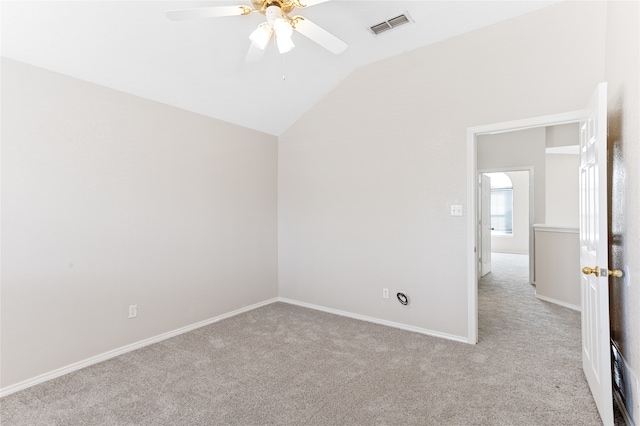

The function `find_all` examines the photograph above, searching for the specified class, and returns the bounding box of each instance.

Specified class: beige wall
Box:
[479,127,580,252]
[478,127,544,259]
[278,1,607,338]
[534,227,580,309]
[545,122,580,148]
[605,1,640,423]
[545,153,580,227]
[478,128,545,226]
[1,58,279,388]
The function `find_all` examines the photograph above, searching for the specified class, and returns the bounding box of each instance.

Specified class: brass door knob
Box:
[610,269,624,278]
[582,266,624,278]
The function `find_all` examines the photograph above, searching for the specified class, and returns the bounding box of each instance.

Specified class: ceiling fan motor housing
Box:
[253,0,296,15]
[266,4,285,23]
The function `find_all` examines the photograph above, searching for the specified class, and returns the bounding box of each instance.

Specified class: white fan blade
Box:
[293,17,347,54]
[295,0,330,8]
[166,5,251,21]
[245,43,266,62]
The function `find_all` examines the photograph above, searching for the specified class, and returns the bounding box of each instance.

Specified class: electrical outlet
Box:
[382,288,389,299]
[128,304,138,319]
[450,205,463,216]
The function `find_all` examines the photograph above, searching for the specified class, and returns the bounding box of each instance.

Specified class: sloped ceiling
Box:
[1,1,559,135]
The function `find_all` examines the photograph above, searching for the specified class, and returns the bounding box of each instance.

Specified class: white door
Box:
[479,174,492,276]
[579,82,613,426]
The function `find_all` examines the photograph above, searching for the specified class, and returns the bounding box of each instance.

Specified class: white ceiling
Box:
[1,1,559,135]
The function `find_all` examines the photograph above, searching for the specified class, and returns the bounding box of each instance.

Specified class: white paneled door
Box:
[479,174,492,277]
[579,82,613,426]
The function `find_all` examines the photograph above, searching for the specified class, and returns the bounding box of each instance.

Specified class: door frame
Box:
[478,167,534,282]
[466,110,583,344]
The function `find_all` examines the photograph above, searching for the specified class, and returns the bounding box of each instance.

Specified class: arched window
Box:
[485,172,513,235]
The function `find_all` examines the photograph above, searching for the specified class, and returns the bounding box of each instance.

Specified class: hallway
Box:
[480,252,625,425]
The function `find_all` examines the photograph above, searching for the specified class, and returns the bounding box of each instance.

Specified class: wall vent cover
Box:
[369,13,413,36]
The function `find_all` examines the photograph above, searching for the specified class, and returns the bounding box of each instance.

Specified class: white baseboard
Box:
[278,297,469,344]
[2,296,470,397]
[535,293,581,311]
[0,298,279,398]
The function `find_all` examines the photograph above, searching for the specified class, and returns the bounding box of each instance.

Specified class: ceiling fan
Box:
[166,0,347,59]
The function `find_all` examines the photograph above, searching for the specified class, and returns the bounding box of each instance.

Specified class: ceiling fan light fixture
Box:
[167,1,347,58]
[249,22,273,49]
[273,17,295,53]
[276,33,295,53]
[273,17,293,38]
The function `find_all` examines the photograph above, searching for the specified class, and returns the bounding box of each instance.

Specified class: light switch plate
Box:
[451,205,463,216]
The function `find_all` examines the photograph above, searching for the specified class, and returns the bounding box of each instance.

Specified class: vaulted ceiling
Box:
[2,1,559,135]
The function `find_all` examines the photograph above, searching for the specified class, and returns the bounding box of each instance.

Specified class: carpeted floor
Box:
[0,253,616,425]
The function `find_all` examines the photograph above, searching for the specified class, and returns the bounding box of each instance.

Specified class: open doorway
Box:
[467,84,618,425]
[478,170,532,280]
[465,110,583,344]
[475,123,580,307]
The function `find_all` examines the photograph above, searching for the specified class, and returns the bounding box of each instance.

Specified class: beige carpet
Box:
[1,253,616,425]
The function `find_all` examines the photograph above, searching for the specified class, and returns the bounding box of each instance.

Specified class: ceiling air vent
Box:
[369,13,413,36]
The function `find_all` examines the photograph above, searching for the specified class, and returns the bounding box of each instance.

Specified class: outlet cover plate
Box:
[128,305,138,319]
